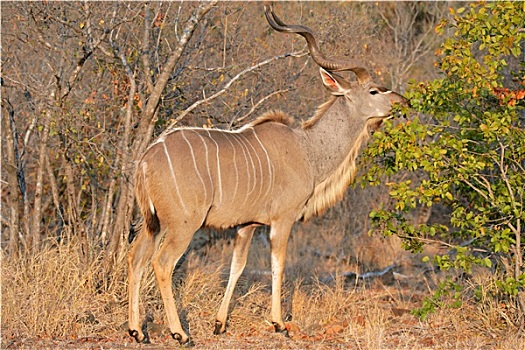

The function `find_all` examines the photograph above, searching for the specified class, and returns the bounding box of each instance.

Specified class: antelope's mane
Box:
[248,110,294,127]
[249,96,338,130]
[301,96,338,129]
[301,118,377,221]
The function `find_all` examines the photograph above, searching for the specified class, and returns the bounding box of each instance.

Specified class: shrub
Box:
[363,1,525,324]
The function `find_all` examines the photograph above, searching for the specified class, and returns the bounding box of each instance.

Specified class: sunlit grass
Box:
[2,224,522,349]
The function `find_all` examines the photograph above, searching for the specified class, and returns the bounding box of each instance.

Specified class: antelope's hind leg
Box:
[152,223,199,346]
[128,228,156,343]
[214,224,258,335]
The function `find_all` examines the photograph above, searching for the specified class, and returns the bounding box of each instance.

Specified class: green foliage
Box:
[412,278,463,320]
[363,2,525,319]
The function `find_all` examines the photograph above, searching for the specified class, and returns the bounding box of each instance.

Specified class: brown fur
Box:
[128,87,406,345]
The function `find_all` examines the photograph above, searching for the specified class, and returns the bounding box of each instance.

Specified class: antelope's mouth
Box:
[367,117,386,132]
[387,101,410,120]
[385,110,405,120]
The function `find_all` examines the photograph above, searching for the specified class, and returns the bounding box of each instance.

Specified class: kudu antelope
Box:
[128,7,407,345]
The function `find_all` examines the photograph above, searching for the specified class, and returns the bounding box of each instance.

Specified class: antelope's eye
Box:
[369,88,379,95]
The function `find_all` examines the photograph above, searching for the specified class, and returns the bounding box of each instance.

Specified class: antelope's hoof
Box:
[128,329,150,344]
[213,320,225,335]
[273,322,290,338]
[172,333,194,347]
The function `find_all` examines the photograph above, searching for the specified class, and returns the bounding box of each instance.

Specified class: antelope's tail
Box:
[134,163,160,238]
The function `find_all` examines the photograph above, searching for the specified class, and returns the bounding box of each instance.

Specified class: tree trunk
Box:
[44,152,64,240]
[104,1,217,270]
[2,100,21,255]
[30,114,50,252]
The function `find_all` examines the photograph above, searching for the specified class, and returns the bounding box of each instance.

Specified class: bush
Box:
[363,1,525,324]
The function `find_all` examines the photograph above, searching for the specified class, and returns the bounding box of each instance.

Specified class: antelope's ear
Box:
[319,68,347,95]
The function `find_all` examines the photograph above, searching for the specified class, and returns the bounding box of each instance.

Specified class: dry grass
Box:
[2,222,523,349]
[1,240,128,340]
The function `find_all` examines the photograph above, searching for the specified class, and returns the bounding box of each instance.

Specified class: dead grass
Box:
[1,239,128,340]
[2,223,523,349]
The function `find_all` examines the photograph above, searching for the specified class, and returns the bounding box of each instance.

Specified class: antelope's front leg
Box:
[214,224,258,335]
[269,219,294,335]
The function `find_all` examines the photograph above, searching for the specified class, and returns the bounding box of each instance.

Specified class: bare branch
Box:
[141,3,155,94]
[136,1,217,154]
[164,50,307,131]
[231,88,291,127]
[320,264,399,283]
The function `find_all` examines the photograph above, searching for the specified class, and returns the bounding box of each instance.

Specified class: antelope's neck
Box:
[300,97,368,183]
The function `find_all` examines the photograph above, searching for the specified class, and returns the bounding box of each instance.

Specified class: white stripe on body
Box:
[153,125,273,208]
[238,132,265,201]
[206,130,223,206]
[181,130,208,205]
[222,133,240,203]
[230,133,255,206]
[190,130,215,203]
[250,127,274,199]
[146,133,167,151]
[162,141,188,213]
